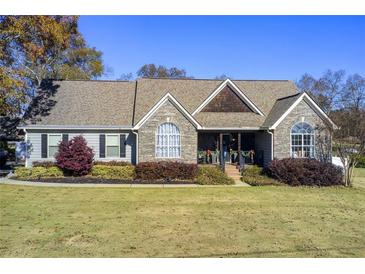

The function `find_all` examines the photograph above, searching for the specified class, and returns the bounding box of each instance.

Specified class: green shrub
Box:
[94,161,132,166]
[13,166,63,179]
[241,165,263,177]
[241,165,282,186]
[32,161,57,168]
[91,165,135,179]
[242,175,282,186]
[196,166,235,185]
[13,167,32,179]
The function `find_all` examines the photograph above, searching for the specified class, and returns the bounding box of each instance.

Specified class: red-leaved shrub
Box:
[55,135,94,176]
[265,158,343,186]
[135,161,198,181]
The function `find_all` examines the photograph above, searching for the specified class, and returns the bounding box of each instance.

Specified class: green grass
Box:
[1,185,364,258]
[354,168,365,188]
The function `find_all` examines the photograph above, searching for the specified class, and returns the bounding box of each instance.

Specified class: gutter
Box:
[266,130,274,161]
[132,130,139,165]
[18,125,133,130]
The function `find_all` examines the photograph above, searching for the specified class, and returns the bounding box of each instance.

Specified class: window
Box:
[156,123,181,158]
[48,134,62,158]
[291,122,315,158]
[106,134,120,158]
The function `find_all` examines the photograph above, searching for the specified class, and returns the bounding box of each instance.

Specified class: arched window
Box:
[291,122,315,158]
[156,123,181,158]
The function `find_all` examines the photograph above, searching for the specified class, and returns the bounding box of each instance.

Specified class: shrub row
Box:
[135,161,199,181]
[91,165,135,179]
[32,161,58,168]
[196,166,235,185]
[265,158,343,186]
[241,165,282,186]
[14,166,64,179]
[93,161,132,166]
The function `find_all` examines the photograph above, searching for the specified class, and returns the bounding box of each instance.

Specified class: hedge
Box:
[32,161,57,168]
[93,161,132,166]
[265,158,343,186]
[241,165,282,186]
[135,161,198,181]
[196,166,235,185]
[14,166,64,179]
[91,165,135,179]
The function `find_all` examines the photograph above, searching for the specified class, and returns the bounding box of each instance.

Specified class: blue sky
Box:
[79,16,365,81]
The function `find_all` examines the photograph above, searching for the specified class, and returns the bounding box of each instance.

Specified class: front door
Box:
[222,134,231,163]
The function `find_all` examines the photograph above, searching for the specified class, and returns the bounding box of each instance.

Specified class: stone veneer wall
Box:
[274,98,331,160]
[138,100,198,163]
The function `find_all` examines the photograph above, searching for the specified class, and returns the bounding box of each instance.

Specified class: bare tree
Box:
[335,110,365,186]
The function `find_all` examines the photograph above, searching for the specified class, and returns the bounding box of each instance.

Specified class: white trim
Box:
[267,130,274,161]
[18,125,133,130]
[269,92,338,130]
[289,122,316,158]
[47,133,62,159]
[24,129,28,167]
[192,79,265,116]
[105,134,120,158]
[133,93,202,130]
[155,122,181,159]
[132,131,138,164]
[200,127,261,131]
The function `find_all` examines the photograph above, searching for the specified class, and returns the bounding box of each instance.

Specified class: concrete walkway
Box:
[0,177,249,188]
[224,164,250,186]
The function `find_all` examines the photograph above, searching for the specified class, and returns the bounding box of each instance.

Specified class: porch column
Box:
[219,133,225,172]
[238,132,241,167]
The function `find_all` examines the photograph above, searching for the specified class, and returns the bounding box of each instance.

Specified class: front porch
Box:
[197,131,272,168]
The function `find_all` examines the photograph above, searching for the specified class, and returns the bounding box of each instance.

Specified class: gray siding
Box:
[254,131,272,166]
[26,129,135,167]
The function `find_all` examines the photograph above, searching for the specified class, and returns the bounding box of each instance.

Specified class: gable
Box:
[192,79,265,116]
[201,85,253,112]
[133,93,201,130]
[269,93,337,129]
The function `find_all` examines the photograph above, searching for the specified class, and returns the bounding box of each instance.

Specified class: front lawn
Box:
[0,185,364,257]
[354,168,365,188]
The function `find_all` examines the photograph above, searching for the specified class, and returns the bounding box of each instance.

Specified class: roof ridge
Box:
[139,77,291,82]
[47,79,134,83]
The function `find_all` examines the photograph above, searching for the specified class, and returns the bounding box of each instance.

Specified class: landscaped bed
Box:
[14,177,195,185]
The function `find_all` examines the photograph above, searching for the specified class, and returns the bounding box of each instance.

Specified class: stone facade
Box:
[274,98,331,160]
[137,100,198,163]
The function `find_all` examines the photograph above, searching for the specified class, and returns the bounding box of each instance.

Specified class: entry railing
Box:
[197,150,260,165]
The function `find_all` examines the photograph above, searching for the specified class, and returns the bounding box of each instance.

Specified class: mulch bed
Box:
[15,177,196,185]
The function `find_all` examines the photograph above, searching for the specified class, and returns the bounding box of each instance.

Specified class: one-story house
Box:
[19,78,337,167]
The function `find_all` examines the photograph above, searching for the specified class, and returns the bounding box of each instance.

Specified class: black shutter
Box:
[99,134,105,158]
[62,134,69,143]
[41,134,48,158]
[120,134,126,158]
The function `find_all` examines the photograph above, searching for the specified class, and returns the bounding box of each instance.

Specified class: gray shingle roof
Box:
[24,78,299,128]
[25,80,136,126]
[261,93,302,128]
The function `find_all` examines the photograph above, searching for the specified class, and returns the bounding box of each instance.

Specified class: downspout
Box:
[266,130,274,161]
[24,129,28,167]
[132,131,138,165]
